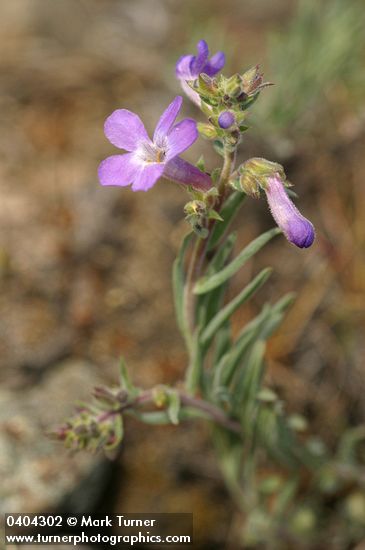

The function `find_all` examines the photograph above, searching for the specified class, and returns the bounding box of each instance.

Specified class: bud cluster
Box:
[195,66,272,143]
[231,157,288,198]
[52,386,128,452]
[184,187,222,238]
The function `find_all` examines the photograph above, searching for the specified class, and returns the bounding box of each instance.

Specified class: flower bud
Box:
[218,111,235,129]
[234,157,284,198]
[197,122,218,139]
[240,157,285,182]
[241,65,272,95]
[235,171,260,199]
[224,74,243,97]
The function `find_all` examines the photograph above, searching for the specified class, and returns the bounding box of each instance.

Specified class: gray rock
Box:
[0,359,109,515]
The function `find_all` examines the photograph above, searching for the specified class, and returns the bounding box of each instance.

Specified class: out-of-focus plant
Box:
[258,0,365,139]
[53,39,365,548]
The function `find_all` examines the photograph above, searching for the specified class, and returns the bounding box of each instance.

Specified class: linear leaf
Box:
[200,268,272,346]
[194,227,281,295]
[212,321,232,365]
[119,358,136,394]
[208,192,246,251]
[213,305,272,392]
[196,233,236,331]
[233,340,266,442]
[212,293,294,392]
[167,390,181,425]
[172,232,193,336]
[207,232,237,274]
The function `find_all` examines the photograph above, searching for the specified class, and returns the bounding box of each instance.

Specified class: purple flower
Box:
[265,175,315,248]
[176,39,225,80]
[176,40,225,105]
[98,96,212,192]
[218,111,235,129]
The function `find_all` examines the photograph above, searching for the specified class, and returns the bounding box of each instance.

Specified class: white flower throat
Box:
[136,139,167,164]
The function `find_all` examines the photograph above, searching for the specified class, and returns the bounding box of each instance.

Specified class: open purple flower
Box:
[176,40,225,105]
[98,96,212,192]
[265,175,315,248]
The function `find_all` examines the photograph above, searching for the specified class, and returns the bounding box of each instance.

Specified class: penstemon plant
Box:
[55,41,365,546]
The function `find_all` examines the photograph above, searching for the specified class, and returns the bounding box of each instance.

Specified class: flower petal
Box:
[179,80,201,106]
[176,54,194,80]
[98,154,139,187]
[190,40,209,75]
[131,163,165,192]
[165,119,198,161]
[153,96,182,143]
[164,157,212,191]
[104,109,150,151]
[204,51,226,77]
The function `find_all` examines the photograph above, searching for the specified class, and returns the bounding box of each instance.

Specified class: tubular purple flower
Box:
[98,96,212,192]
[176,40,225,105]
[265,175,315,248]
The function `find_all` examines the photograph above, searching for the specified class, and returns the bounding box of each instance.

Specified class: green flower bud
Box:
[152,385,168,408]
[197,73,218,97]
[223,73,243,97]
[197,122,218,140]
[184,200,209,238]
[237,171,261,198]
[236,157,286,196]
[241,65,272,96]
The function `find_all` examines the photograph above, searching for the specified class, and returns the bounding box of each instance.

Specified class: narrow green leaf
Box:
[119,358,135,394]
[194,227,281,294]
[196,155,205,171]
[129,411,172,425]
[197,280,228,337]
[208,209,224,222]
[213,305,272,391]
[185,332,203,394]
[196,233,236,328]
[207,232,237,274]
[208,192,246,251]
[172,232,193,336]
[212,321,232,365]
[200,268,272,346]
[213,139,225,156]
[235,339,266,413]
[337,426,365,463]
[272,477,299,516]
[167,390,181,425]
[272,292,296,314]
[213,293,294,392]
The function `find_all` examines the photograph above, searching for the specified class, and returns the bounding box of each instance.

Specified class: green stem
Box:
[218,147,236,195]
[104,388,242,435]
[183,236,202,339]
[183,145,238,393]
[185,331,202,394]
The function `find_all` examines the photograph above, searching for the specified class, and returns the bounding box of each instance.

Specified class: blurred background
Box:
[0,0,364,548]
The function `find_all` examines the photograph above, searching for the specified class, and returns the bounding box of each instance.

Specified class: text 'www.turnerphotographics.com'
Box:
[5,513,193,546]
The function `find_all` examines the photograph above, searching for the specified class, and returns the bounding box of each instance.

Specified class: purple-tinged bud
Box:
[218,111,235,129]
[265,175,315,248]
[241,65,273,96]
